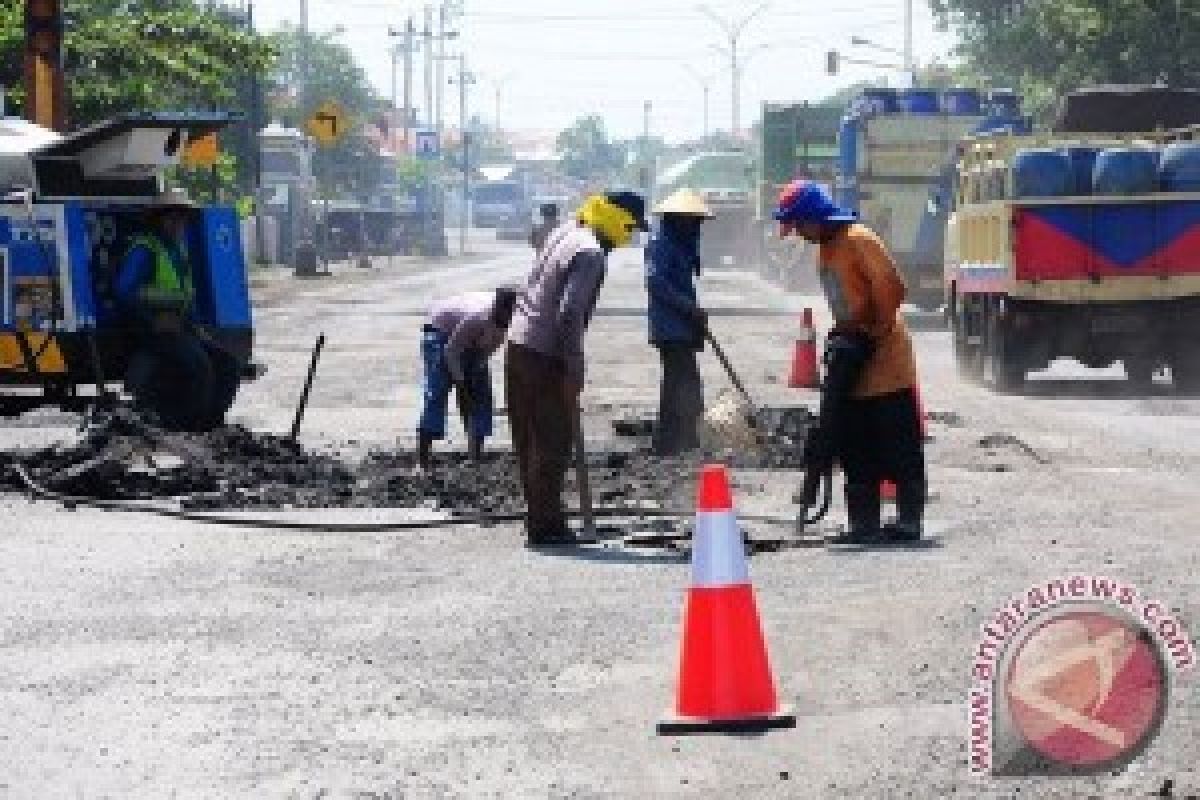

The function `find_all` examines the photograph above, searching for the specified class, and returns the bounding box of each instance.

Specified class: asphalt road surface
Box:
[2,236,1197,798]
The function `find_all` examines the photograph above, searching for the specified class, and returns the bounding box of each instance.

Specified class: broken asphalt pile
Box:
[0,405,813,514]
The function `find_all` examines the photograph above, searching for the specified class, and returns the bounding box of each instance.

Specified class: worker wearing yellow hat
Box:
[645,188,714,455]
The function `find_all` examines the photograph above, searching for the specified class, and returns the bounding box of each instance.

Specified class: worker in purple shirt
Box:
[417,287,519,469]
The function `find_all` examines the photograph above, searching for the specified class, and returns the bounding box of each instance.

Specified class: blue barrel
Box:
[1159,143,1200,191]
[860,88,899,114]
[943,88,982,115]
[1093,148,1159,195]
[988,89,1020,117]
[1011,149,1072,198]
[838,116,859,175]
[1061,147,1098,195]
[900,89,940,113]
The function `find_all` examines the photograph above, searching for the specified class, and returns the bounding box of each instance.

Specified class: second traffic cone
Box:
[658,464,796,735]
[788,308,819,389]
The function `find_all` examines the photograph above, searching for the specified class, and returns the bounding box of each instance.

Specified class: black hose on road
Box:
[10,464,808,534]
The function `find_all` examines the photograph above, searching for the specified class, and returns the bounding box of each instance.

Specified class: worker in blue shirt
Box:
[644,189,714,455]
[113,191,215,430]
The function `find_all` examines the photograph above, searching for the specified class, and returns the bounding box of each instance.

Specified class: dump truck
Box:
[0,112,257,420]
[756,102,841,287]
[836,87,1029,310]
[945,92,1200,392]
[655,151,755,267]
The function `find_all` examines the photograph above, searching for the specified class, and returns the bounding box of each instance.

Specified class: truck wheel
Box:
[1123,358,1158,392]
[952,297,983,383]
[1171,352,1200,394]
[983,300,1025,393]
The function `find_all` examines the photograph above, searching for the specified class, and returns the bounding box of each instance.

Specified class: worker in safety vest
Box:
[774,179,925,542]
[644,188,714,455]
[506,190,649,548]
[114,190,216,430]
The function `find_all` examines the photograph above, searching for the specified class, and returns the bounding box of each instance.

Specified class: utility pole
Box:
[23,0,66,131]
[903,0,915,87]
[683,65,713,145]
[699,2,770,138]
[422,4,434,128]
[298,0,309,116]
[455,56,473,257]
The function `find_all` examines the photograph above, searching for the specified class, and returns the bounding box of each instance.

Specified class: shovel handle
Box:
[705,330,755,408]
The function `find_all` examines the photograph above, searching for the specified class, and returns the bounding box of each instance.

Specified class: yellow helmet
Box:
[577,191,648,248]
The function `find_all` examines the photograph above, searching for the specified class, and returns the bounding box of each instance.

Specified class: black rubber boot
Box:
[882,479,925,542]
[832,483,881,543]
[468,436,483,462]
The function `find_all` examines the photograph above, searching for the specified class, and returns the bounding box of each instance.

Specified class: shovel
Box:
[700,329,766,454]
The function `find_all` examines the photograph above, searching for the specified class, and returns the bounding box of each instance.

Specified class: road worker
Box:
[115,190,235,431]
[417,287,519,469]
[645,188,714,455]
[775,179,925,542]
[530,202,560,251]
[506,191,649,547]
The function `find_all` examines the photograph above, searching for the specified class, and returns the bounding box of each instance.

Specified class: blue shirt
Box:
[644,225,701,344]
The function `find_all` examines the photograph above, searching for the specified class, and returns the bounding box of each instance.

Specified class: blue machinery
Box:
[0,112,254,418]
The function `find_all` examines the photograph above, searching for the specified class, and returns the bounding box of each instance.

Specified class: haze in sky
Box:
[252,0,959,142]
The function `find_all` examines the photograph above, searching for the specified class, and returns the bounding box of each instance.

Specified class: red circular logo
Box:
[1004,609,1168,768]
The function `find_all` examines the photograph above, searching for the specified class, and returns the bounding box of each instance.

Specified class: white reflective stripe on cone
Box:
[691,510,749,588]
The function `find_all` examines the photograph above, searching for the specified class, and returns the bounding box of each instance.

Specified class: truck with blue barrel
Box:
[0,111,256,423]
[834,87,1030,310]
[944,87,1200,392]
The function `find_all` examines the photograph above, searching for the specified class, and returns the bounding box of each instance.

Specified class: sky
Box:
[251,0,960,142]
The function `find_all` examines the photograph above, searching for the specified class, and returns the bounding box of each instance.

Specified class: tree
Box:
[556,115,622,181]
[0,0,273,126]
[931,0,1200,122]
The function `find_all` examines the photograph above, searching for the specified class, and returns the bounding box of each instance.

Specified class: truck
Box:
[945,89,1200,392]
[471,178,528,230]
[756,102,842,287]
[0,112,256,421]
[654,151,755,267]
[835,87,1029,310]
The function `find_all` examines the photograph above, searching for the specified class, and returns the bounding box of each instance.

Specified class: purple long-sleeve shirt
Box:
[507,223,607,383]
[427,292,506,383]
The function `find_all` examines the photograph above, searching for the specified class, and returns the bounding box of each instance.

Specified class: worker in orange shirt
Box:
[775,180,925,543]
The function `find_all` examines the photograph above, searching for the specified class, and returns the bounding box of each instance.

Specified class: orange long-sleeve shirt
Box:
[818,223,918,397]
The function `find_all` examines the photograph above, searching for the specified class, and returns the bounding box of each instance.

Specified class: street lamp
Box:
[697,1,771,138]
[681,65,714,144]
[490,72,516,134]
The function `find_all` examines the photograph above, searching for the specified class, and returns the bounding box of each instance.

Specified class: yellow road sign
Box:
[307,101,348,146]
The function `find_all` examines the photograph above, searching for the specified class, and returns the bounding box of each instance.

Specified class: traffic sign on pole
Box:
[414,129,439,160]
[307,101,347,147]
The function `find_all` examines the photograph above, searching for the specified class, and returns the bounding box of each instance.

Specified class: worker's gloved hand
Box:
[803,423,837,470]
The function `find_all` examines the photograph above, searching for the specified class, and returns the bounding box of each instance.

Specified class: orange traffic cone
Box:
[788,308,819,389]
[657,465,796,735]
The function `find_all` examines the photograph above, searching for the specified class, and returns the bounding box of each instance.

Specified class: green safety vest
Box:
[127,234,194,313]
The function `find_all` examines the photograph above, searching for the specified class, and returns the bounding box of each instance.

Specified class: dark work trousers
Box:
[125,330,214,431]
[838,387,927,524]
[654,343,704,455]
[505,342,574,538]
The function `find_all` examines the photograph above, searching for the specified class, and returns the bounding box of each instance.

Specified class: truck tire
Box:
[983,299,1025,393]
[1123,358,1158,392]
[952,295,984,383]
[1171,351,1200,394]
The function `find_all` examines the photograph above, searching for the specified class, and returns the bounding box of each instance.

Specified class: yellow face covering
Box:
[578,195,637,248]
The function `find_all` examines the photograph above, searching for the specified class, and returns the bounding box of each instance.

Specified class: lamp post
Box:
[682,65,714,144]
[388,18,417,148]
[697,2,770,138]
[444,54,475,256]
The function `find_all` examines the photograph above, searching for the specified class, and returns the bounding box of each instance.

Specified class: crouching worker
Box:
[774,180,926,542]
[417,287,519,469]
